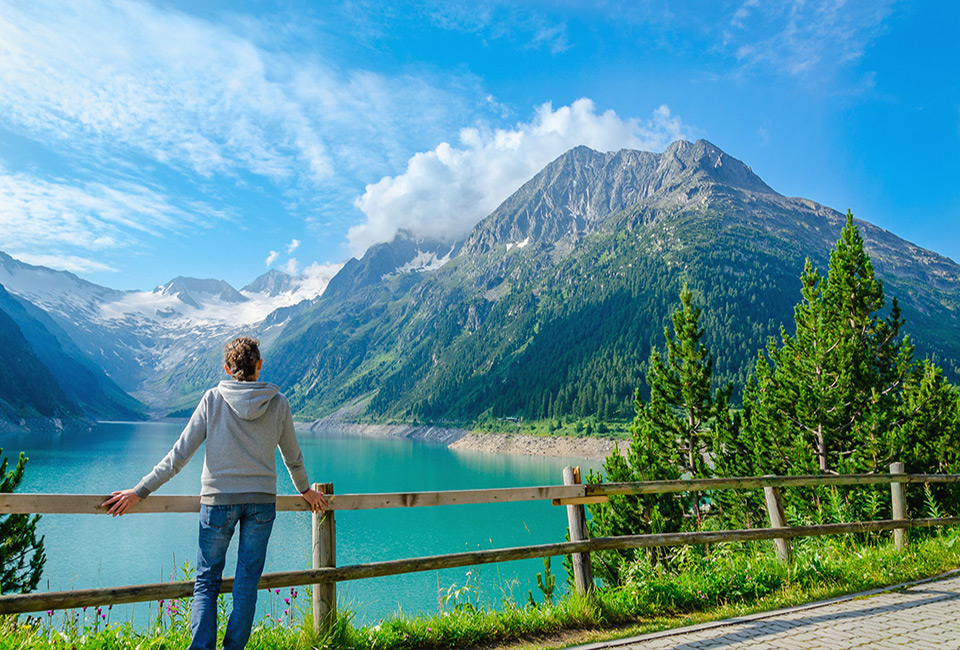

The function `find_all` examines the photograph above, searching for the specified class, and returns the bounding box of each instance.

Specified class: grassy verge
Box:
[3,529,959,649]
[470,417,632,440]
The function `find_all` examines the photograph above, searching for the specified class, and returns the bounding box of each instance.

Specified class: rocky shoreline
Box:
[300,404,624,461]
[0,415,95,437]
[448,432,624,461]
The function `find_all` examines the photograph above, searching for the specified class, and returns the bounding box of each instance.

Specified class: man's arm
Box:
[103,394,208,516]
[277,400,328,513]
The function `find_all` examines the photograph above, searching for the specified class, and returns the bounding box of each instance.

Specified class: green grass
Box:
[3,529,960,650]
[470,417,632,440]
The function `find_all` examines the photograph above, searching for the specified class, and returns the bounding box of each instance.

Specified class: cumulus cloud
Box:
[349,99,693,254]
[0,167,228,273]
[281,258,300,275]
[287,261,344,303]
[287,239,301,254]
[265,250,280,266]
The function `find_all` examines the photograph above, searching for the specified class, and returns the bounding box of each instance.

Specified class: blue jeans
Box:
[189,503,276,650]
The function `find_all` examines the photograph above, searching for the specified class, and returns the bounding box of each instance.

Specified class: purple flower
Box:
[284,598,290,605]
[46,610,53,617]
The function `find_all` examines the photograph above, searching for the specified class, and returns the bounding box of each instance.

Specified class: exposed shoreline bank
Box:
[300,409,624,461]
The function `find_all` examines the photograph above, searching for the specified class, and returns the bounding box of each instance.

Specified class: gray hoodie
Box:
[134,381,310,505]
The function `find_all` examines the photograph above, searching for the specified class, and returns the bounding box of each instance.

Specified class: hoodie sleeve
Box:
[134,392,209,498]
[276,396,310,493]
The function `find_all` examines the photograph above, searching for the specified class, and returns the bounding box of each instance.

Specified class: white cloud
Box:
[287,239,301,254]
[285,261,343,304]
[349,99,693,254]
[0,0,482,189]
[12,253,115,274]
[0,167,228,273]
[725,0,898,78]
[265,250,280,266]
[281,258,300,275]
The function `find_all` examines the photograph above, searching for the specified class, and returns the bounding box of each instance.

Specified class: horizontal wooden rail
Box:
[3,516,958,614]
[2,473,957,515]
[0,486,587,515]
[587,473,960,497]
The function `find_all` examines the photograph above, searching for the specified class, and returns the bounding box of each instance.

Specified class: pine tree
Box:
[0,451,45,594]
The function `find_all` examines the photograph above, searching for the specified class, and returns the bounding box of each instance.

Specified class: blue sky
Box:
[0,0,957,291]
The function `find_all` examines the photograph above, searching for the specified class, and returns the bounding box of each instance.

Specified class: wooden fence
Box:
[1,462,959,633]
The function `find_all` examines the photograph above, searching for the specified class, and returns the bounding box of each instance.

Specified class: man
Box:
[103,336,327,650]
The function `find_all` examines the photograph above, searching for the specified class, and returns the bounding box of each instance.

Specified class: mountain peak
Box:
[156,276,247,309]
[242,269,297,297]
[463,139,778,255]
[662,139,775,194]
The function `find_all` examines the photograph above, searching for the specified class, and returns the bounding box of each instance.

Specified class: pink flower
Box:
[46,610,53,616]
[284,598,290,605]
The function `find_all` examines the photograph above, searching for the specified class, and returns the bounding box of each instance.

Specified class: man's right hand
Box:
[300,488,329,514]
[102,489,142,516]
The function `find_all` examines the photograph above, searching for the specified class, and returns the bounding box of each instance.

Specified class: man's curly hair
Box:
[224,336,261,381]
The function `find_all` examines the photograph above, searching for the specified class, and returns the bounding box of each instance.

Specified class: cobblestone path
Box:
[572,572,960,649]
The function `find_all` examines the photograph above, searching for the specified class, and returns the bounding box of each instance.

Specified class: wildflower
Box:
[284,597,290,605]
[46,610,53,617]
[283,610,288,615]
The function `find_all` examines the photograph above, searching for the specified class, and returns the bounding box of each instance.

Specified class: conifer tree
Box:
[589,286,731,582]
[741,211,912,476]
[0,451,45,594]
[644,284,728,522]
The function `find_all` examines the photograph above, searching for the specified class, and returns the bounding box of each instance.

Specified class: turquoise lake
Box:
[3,421,602,625]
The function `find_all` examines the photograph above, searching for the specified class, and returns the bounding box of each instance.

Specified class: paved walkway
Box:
[573,572,960,650]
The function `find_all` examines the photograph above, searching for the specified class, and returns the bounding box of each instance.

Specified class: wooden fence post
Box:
[312,482,336,634]
[763,476,792,564]
[562,466,594,596]
[890,462,908,550]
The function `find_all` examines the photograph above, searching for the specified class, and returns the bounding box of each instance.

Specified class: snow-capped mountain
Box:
[0,252,341,412]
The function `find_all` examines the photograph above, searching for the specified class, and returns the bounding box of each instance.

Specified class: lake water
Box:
[3,421,602,625]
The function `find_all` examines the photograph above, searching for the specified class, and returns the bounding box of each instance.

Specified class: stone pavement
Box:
[572,571,960,650]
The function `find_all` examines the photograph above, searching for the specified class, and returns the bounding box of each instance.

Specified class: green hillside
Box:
[269,141,960,424]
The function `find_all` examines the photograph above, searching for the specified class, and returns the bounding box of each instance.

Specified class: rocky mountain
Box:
[323,231,458,301]
[157,277,248,310]
[267,140,960,423]
[242,269,299,297]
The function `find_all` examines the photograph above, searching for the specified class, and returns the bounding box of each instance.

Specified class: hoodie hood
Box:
[216,380,280,420]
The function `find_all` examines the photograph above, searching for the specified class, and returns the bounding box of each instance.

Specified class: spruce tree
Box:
[741,211,912,477]
[0,451,45,594]
[644,284,727,523]
[589,286,731,582]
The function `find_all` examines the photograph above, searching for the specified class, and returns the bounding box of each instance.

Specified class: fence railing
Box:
[1,462,959,633]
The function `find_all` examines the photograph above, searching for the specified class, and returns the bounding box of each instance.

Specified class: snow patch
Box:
[383,248,454,280]
[505,237,531,251]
